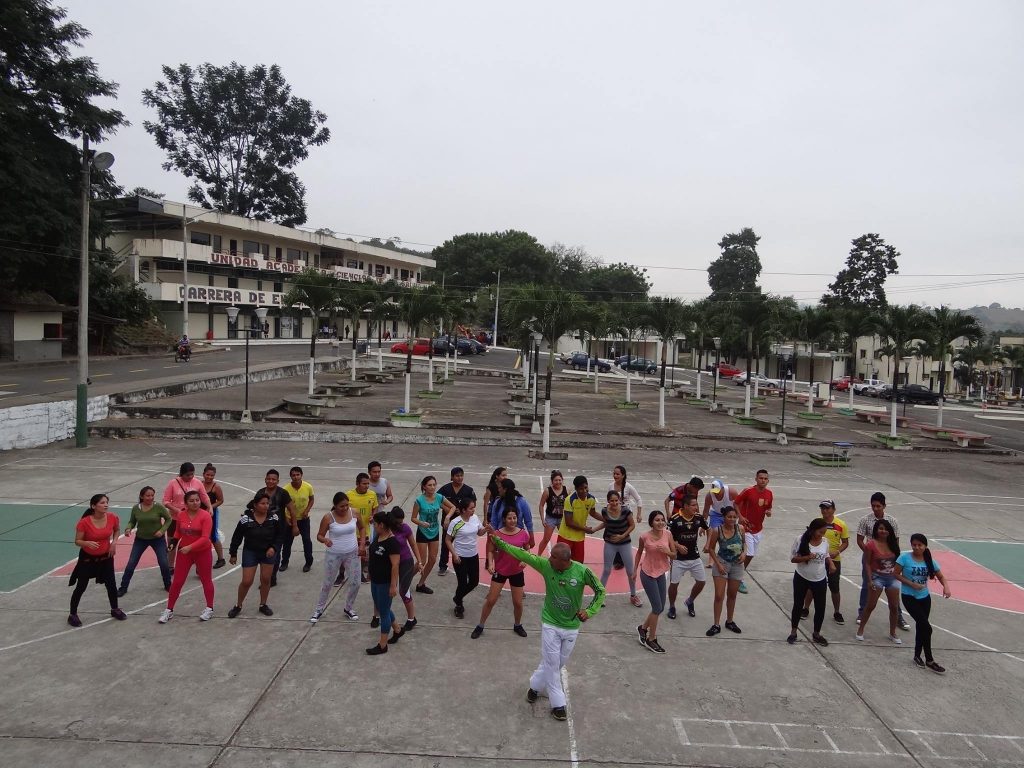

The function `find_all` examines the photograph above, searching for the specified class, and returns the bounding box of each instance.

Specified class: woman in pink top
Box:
[162,462,212,571]
[632,510,674,654]
[159,490,214,624]
[472,506,530,639]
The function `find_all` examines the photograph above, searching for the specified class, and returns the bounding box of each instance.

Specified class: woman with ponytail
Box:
[895,534,952,673]
[787,519,835,646]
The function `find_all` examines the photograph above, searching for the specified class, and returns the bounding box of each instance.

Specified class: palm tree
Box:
[397,285,444,409]
[689,298,715,372]
[366,280,403,371]
[1004,346,1024,397]
[834,306,876,380]
[575,304,612,392]
[796,305,839,409]
[875,304,931,436]
[609,298,650,405]
[644,297,688,427]
[927,306,984,423]
[336,281,375,382]
[283,268,342,395]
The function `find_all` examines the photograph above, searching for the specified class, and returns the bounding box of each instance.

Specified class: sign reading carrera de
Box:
[177,285,284,307]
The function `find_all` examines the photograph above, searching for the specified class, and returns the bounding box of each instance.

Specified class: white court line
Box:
[928,545,1024,596]
[559,668,580,768]
[935,538,1024,545]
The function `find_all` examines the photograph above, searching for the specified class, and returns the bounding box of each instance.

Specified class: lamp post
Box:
[76,137,114,449]
[779,351,793,445]
[531,331,543,433]
[712,336,722,408]
[491,269,501,348]
[181,206,223,339]
[226,304,269,423]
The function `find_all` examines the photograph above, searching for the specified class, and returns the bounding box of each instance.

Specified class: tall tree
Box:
[795,305,839,400]
[875,304,931,390]
[927,306,984,401]
[834,306,876,378]
[143,62,329,226]
[429,231,554,289]
[644,297,688,427]
[283,269,341,394]
[708,228,762,299]
[822,234,900,308]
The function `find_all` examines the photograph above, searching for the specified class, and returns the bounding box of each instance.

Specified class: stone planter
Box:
[390,408,423,427]
[615,401,640,410]
[417,389,444,400]
[797,412,825,421]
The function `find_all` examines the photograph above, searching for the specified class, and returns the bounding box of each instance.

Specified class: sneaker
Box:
[415,584,433,595]
[898,618,911,632]
[725,620,742,634]
[345,609,359,621]
[706,624,721,636]
[812,633,829,647]
[365,644,388,655]
[199,607,214,621]
[834,612,845,625]
[279,564,289,572]
[913,656,926,668]
[229,606,242,619]
[636,624,648,646]
[526,688,539,703]
[302,563,312,573]
[926,661,946,674]
[110,608,127,621]
[117,586,128,598]
[855,613,861,624]
[667,606,677,620]
[454,605,465,619]
[258,604,273,616]
[630,594,643,607]
[387,628,405,645]
[403,618,417,632]
[67,613,82,628]
[513,624,527,637]
[855,633,864,641]
[158,608,173,624]
[888,634,903,645]
[213,558,226,569]
[647,638,666,654]
[685,598,696,618]
[551,707,568,721]
[800,607,809,619]
[438,567,448,576]
[471,625,484,639]
[370,616,380,628]
[738,581,748,594]
[270,577,277,587]
[360,575,369,584]
[787,634,798,645]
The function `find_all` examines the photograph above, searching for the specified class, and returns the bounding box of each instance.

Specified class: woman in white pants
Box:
[310,492,365,623]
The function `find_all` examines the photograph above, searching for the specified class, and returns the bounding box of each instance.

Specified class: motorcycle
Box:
[174,343,192,363]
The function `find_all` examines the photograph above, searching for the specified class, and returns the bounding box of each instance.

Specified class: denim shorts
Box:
[242,549,276,568]
[871,572,898,590]
[544,514,563,529]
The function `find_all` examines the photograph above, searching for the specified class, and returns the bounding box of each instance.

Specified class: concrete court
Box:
[0,438,1022,768]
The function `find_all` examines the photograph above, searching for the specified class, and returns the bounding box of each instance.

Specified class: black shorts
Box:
[492,571,525,588]
[415,529,439,544]
[827,560,842,593]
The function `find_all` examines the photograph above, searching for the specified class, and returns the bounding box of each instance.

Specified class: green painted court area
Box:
[0,502,129,592]
[940,540,1024,586]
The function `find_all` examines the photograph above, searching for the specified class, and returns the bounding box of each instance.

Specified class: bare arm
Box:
[316,514,332,546]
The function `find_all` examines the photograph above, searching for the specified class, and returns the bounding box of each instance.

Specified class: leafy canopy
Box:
[707,228,762,300]
[822,234,900,309]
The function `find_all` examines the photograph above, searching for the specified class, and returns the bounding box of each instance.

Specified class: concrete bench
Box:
[918,425,957,440]
[312,389,341,407]
[948,431,991,448]
[361,372,394,384]
[282,396,327,417]
[715,403,762,417]
[855,411,911,428]
[326,382,374,397]
[507,389,532,403]
[507,405,559,427]
[751,417,815,439]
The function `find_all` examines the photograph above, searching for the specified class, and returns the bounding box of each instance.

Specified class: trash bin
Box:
[356,340,368,354]
[205,330,214,341]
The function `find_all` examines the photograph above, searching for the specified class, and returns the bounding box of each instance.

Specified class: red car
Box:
[831,377,851,392]
[390,338,432,355]
[708,362,742,378]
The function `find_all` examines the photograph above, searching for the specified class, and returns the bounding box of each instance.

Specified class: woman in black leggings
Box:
[895,533,952,673]
[788,519,834,646]
[69,494,127,626]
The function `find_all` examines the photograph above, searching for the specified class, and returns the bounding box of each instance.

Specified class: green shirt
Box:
[126,503,172,539]
[493,537,605,629]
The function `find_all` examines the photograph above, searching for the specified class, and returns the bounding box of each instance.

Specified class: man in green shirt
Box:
[491,536,605,721]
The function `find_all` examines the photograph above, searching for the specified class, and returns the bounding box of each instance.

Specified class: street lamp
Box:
[225,304,269,423]
[181,205,224,338]
[531,331,543,432]
[712,336,722,407]
[76,136,114,448]
[779,351,793,445]
[491,269,502,347]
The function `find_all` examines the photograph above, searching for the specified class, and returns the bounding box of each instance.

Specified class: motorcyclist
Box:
[176,334,191,360]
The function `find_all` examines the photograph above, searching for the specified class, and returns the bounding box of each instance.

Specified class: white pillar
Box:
[754,378,759,398]
[404,373,411,413]
[744,384,751,417]
[625,369,632,403]
[543,400,551,453]
[696,370,702,399]
[427,356,434,392]
[377,345,383,372]
[937,395,944,428]
[890,396,898,438]
[849,384,855,409]
[807,383,814,414]
[351,348,357,382]
[658,386,666,428]
[308,357,315,396]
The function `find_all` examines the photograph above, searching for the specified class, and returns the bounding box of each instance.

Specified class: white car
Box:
[731,372,778,387]
[852,378,884,395]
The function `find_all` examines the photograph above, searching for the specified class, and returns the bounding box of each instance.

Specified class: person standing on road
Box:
[733,469,773,594]
[68,494,127,627]
[282,466,315,573]
[664,476,704,516]
[488,479,535,547]
[348,472,380,584]
[666,495,708,619]
[366,510,402,655]
[162,462,212,573]
[787,518,835,646]
[368,461,394,508]
[705,506,746,637]
[895,533,952,673]
[159,490,215,624]
[118,486,173,596]
[201,464,227,569]
[483,466,508,517]
[536,470,568,555]
[226,490,288,618]
[445,497,487,618]
[856,492,909,631]
[389,506,421,632]
[804,500,849,624]
[490,536,606,722]
[411,475,455,595]
[473,505,530,639]
[595,490,641,606]
[609,465,642,570]
[558,475,600,563]
[438,466,476,575]
[702,479,738,531]
[310,492,365,624]
[856,519,903,645]
[633,511,674,653]
[260,469,296,588]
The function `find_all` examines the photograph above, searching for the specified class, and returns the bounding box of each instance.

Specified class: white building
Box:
[104,197,435,340]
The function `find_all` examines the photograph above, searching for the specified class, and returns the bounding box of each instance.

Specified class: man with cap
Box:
[804,499,849,624]
[702,479,737,568]
[437,466,475,576]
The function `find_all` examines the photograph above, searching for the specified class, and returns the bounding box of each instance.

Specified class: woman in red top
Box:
[69,494,127,627]
[159,490,215,624]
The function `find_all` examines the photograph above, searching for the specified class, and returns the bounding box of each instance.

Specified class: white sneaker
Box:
[199,607,214,621]
[889,634,903,645]
[310,609,323,624]
[158,608,173,624]
[855,633,864,641]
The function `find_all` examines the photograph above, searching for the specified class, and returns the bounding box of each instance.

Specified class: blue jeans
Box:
[859,558,905,621]
[120,536,171,590]
[370,581,395,635]
[282,517,312,567]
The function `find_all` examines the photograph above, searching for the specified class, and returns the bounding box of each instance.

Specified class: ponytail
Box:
[910,533,936,579]
[798,518,829,557]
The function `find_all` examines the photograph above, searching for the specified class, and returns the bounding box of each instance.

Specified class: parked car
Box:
[880,383,943,404]
[863,384,885,398]
[391,338,432,356]
[620,357,658,374]
[707,362,742,378]
[732,372,778,387]
[852,378,884,395]
[467,338,486,354]
[567,352,611,373]
[433,337,475,355]
[831,377,852,392]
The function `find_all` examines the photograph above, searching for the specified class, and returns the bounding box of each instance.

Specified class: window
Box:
[243,240,261,256]
[286,248,301,262]
[859,349,866,359]
[190,231,211,246]
[386,266,392,275]
[212,234,222,252]
[273,282,283,292]
[261,243,269,257]
[416,272,420,282]
[229,239,238,254]
[43,323,63,339]
[228,277,239,289]
[400,269,409,281]
[275,247,282,261]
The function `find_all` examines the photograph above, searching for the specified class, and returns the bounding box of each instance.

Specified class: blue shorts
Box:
[872,573,899,590]
[241,549,276,568]
[544,514,562,529]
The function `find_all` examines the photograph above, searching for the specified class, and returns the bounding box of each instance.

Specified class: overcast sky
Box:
[65,0,1023,309]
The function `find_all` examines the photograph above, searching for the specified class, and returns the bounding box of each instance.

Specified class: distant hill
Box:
[961,304,1024,332]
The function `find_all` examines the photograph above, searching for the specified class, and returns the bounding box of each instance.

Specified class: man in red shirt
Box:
[663,476,705,516]
[732,469,773,594]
